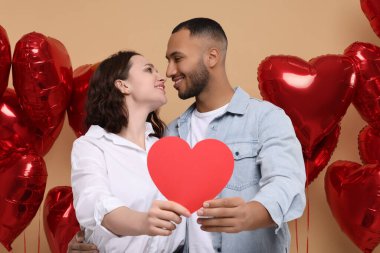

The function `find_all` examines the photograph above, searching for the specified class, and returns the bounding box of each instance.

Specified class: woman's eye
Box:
[146,67,153,73]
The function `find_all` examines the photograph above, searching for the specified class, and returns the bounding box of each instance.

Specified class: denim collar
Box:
[178,86,250,124]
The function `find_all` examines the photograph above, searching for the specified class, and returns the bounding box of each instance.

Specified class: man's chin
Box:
[178,92,194,100]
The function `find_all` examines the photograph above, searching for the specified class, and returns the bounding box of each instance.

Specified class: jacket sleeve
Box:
[252,108,306,233]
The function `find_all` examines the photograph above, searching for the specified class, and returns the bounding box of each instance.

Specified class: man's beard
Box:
[178,60,209,100]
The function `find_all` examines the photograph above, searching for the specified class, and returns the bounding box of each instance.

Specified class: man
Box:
[69,18,306,253]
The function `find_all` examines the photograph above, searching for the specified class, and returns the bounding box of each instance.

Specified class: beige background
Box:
[0,0,378,252]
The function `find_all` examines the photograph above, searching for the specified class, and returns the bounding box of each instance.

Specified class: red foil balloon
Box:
[68,63,98,137]
[43,186,80,253]
[0,151,47,251]
[344,42,380,130]
[12,32,73,134]
[0,88,62,156]
[359,125,380,164]
[0,25,11,98]
[258,55,356,157]
[361,0,380,38]
[304,125,340,184]
[325,161,380,253]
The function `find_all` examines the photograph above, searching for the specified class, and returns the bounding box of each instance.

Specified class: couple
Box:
[70,18,306,253]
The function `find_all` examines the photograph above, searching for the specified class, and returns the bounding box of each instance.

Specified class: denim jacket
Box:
[166,87,306,253]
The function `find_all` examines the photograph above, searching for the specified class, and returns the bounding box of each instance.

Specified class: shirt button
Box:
[217,248,222,252]
[235,151,239,156]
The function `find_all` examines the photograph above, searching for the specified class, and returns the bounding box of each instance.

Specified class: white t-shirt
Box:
[72,124,186,253]
[186,104,229,252]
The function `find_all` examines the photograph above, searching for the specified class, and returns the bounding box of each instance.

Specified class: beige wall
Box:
[0,0,378,252]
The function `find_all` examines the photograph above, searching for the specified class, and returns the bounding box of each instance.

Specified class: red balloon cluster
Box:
[68,63,98,137]
[258,54,356,184]
[257,39,380,251]
[0,25,73,251]
[43,186,80,253]
[322,41,380,253]
[0,152,47,251]
[325,161,380,253]
[0,26,11,98]
[361,0,380,38]
[12,32,72,138]
[345,42,380,130]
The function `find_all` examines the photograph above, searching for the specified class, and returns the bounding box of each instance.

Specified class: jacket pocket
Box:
[225,141,260,191]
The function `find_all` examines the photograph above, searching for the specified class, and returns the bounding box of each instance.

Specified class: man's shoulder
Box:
[165,118,180,137]
[246,96,284,114]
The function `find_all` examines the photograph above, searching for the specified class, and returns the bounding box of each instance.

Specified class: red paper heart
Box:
[304,125,340,184]
[12,32,73,134]
[0,151,47,251]
[68,63,99,137]
[358,125,380,164]
[147,137,234,213]
[361,0,380,38]
[344,42,380,130]
[0,25,11,98]
[43,186,80,253]
[258,55,356,157]
[325,161,380,253]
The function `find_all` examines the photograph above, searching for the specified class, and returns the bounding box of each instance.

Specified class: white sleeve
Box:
[71,138,125,230]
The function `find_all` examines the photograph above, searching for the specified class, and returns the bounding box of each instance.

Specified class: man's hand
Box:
[67,230,98,253]
[197,197,275,233]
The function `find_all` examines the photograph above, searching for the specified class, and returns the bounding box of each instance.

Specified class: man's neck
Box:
[195,81,234,112]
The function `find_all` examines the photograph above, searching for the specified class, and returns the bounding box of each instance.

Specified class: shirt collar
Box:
[178,86,250,123]
[86,123,155,146]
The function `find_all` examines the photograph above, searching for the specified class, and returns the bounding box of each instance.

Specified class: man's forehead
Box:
[166,29,202,55]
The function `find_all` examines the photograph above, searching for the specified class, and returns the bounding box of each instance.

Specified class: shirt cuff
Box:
[94,196,125,225]
[251,195,283,234]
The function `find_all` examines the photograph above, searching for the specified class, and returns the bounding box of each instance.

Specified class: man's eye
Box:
[174,57,182,62]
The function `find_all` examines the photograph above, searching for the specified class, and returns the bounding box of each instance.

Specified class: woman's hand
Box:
[143,200,190,236]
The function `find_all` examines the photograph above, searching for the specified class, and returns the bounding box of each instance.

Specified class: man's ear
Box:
[114,80,131,94]
[206,47,220,68]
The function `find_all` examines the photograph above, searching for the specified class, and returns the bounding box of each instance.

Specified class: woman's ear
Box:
[114,79,131,94]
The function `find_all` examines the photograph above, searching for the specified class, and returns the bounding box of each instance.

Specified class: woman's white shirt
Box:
[71,124,186,253]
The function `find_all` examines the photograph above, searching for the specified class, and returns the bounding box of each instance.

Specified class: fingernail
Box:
[198,208,204,216]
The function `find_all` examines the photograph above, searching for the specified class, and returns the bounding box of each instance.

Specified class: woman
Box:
[71,51,190,253]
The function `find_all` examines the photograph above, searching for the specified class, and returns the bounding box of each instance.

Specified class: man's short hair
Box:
[172,17,228,50]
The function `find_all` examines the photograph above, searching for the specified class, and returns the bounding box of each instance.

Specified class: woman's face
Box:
[125,55,167,111]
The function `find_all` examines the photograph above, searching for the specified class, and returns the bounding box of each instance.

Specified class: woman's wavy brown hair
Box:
[85,51,166,137]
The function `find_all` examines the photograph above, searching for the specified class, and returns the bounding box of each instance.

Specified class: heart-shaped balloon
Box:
[43,186,80,253]
[361,0,380,38]
[304,125,340,184]
[0,88,62,157]
[147,137,234,213]
[0,25,11,98]
[258,55,356,157]
[68,63,98,137]
[325,161,380,253]
[344,42,380,131]
[12,32,73,134]
[358,125,380,164]
[0,151,47,251]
